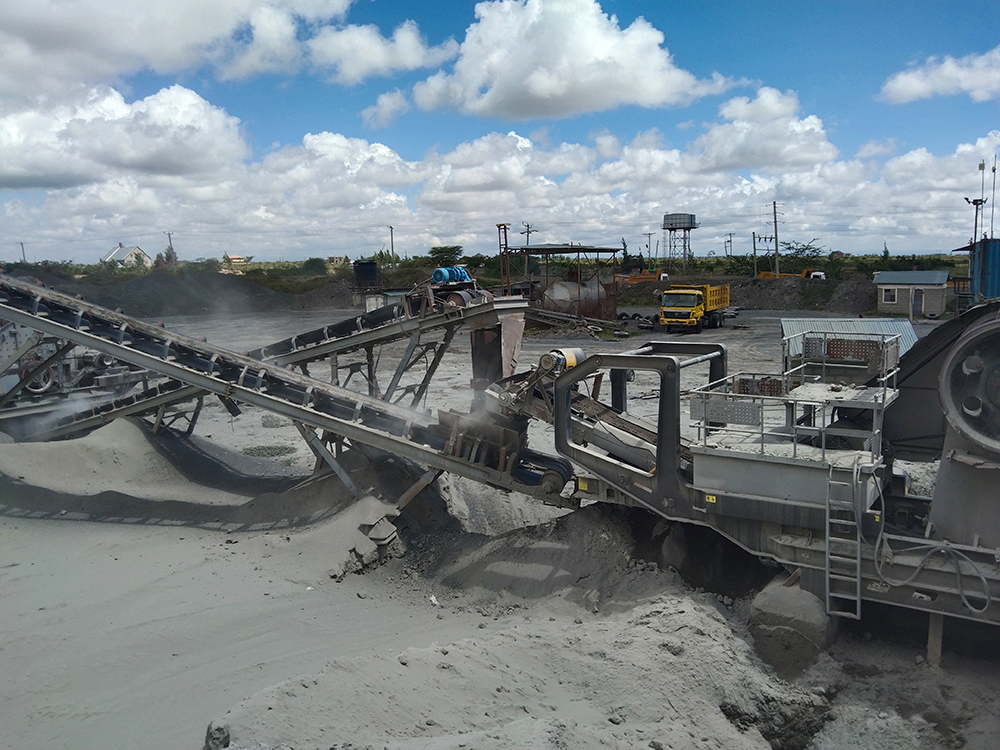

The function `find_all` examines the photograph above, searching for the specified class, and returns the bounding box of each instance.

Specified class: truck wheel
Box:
[695,319,704,333]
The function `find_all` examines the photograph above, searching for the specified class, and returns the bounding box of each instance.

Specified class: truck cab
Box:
[659,289,704,330]
[658,284,730,332]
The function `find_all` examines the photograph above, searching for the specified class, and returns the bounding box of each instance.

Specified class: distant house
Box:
[103,243,153,268]
[873,270,950,318]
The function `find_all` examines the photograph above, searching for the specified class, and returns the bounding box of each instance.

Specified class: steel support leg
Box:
[365,346,380,397]
[927,612,944,667]
[294,421,362,498]
[410,325,457,407]
[385,333,420,402]
[397,469,443,509]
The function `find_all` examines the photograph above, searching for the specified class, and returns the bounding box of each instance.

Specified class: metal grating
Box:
[736,376,785,397]
[692,396,763,426]
[781,319,917,356]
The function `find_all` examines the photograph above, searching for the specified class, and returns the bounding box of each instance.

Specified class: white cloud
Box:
[308,20,458,84]
[3,78,999,263]
[881,46,1000,103]
[0,0,353,97]
[361,90,411,128]
[686,88,839,172]
[220,6,303,79]
[856,139,898,160]
[412,0,736,119]
[0,85,247,189]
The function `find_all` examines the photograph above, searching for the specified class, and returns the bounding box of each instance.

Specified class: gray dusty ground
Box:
[2,303,998,750]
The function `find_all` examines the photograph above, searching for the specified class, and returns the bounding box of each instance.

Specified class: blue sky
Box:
[1,0,998,263]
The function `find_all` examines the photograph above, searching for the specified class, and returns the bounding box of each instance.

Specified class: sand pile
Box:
[429,506,669,612]
[439,475,569,536]
[210,508,830,750]
[213,597,829,750]
[0,419,418,579]
[0,419,252,506]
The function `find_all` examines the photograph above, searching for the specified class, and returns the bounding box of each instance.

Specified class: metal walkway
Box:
[0,274,571,499]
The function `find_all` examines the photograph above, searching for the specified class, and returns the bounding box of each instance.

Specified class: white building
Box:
[103,243,153,268]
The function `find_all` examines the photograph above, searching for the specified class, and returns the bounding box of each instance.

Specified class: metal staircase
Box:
[825,460,863,619]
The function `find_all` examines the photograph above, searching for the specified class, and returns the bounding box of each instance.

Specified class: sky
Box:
[1,0,999,264]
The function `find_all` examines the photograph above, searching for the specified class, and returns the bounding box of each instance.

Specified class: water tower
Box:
[662,213,698,268]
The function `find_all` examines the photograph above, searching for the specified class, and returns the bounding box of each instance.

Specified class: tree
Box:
[301,257,328,275]
[429,245,463,266]
[780,239,824,258]
[164,245,178,265]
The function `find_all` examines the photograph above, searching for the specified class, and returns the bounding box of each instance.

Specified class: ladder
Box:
[825,460,862,619]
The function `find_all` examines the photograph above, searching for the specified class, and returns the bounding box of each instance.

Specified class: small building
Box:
[102,243,152,269]
[872,270,949,318]
[222,254,247,264]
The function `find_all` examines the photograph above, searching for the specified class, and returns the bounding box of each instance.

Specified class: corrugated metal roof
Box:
[781,318,918,356]
[102,245,144,263]
[873,270,949,286]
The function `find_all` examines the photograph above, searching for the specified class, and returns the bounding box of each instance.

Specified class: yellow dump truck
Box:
[657,284,730,332]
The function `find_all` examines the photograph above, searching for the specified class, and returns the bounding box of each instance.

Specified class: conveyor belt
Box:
[0,274,566,497]
[247,294,527,366]
[20,380,205,441]
[8,283,525,439]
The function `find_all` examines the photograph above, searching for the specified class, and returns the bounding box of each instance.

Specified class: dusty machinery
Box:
[487,305,1000,628]
[2,271,1000,631]
[1,320,144,416]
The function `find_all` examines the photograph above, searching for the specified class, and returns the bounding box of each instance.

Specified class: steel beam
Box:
[0,276,557,496]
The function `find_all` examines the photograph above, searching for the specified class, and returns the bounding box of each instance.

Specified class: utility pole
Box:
[724,233,734,258]
[752,233,758,276]
[520,222,536,280]
[991,156,997,238]
[773,201,780,278]
[965,197,987,242]
[163,230,176,264]
[19,242,26,263]
[520,222,536,246]
[643,232,654,265]
[387,225,396,264]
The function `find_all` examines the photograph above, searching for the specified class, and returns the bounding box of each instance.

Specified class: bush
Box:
[301,257,328,275]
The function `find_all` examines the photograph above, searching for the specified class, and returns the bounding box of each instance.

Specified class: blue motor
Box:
[432,266,471,283]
